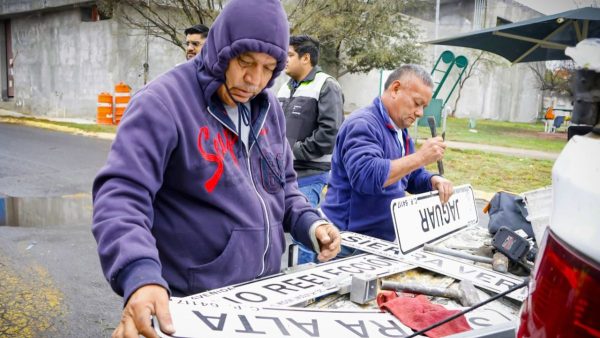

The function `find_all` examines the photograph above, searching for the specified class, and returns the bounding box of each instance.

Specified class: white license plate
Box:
[391,184,478,254]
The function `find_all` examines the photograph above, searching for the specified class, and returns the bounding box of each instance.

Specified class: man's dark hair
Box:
[289,35,320,67]
[384,64,433,90]
[184,24,210,38]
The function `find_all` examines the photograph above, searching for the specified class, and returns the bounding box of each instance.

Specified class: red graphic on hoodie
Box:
[197,127,239,192]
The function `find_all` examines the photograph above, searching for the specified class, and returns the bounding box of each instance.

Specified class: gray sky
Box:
[516,0,597,14]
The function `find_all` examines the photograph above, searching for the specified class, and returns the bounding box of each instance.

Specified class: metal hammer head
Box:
[350,274,378,304]
[455,280,481,307]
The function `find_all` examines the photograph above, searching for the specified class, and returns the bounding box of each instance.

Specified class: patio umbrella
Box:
[426,7,600,63]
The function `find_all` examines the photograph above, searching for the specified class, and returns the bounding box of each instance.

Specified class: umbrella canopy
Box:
[427,7,600,63]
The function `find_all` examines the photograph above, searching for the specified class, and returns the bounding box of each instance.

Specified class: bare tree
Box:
[99,0,224,51]
[286,0,424,78]
[450,51,506,117]
[101,0,424,79]
[527,61,573,94]
[528,61,574,118]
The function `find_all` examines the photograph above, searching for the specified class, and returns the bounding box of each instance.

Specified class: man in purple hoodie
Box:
[92,0,341,336]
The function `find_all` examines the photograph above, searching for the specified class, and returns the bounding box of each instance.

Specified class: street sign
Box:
[154,300,515,338]
[391,184,478,254]
[184,254,414,307]
[341,232,527,302]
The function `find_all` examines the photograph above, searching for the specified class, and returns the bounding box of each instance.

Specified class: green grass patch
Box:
[415,117,567,153]
[425,148,553,193]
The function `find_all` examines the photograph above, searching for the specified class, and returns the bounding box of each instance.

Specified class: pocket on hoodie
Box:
[188,228,264,293]
[259,152,284,194]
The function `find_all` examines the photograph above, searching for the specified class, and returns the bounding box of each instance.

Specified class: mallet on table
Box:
[380,279,481,307]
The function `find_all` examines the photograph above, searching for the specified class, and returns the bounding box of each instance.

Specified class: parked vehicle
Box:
[517,44,600,337]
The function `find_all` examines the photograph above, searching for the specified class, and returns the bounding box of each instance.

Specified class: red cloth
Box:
[377,290,472,338]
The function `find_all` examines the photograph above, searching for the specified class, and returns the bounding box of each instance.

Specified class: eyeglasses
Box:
[185,41,202,48]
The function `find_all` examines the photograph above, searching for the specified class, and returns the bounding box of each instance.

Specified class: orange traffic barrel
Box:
[114,82,131,125]
[97,92,113,125]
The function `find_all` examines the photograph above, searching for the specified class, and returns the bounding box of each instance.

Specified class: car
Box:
[517,67,600,338]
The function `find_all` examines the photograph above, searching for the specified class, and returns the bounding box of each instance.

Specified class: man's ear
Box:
[391,80,403,97]
[301,53,311,65]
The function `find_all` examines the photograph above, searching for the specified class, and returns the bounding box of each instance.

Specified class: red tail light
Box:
[518,230,600,337]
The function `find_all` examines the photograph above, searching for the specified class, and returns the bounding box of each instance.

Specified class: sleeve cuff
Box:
[115,258,169,305]
[309,219,330,253]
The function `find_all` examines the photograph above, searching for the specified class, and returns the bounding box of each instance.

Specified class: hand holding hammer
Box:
[427,117,445,175]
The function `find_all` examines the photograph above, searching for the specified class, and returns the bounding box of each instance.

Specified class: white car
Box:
[517,69,600,337]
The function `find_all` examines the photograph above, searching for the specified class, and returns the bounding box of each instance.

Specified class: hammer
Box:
[427,116,444,175]
[423,244,509,273]
[323,274,379,304]
[380,279,481,307]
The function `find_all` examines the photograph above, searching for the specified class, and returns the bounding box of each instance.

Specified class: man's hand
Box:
[417,136,446,166]
[314,223,341,262]
[431,175,453,204]
[112,285,175,338]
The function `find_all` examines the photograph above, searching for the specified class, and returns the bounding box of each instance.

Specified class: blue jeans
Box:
[294,173,328,264]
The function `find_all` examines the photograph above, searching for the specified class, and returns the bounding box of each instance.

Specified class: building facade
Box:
[1,0,546,122]
[0,0,181,118]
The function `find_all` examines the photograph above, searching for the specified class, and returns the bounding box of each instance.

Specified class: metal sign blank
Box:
[154,301,514,338]
[341,232,527,302]
[391,184,478,254]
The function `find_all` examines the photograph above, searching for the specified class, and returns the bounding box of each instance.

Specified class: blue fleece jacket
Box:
[321,97,434,241]
[92,0,322,301]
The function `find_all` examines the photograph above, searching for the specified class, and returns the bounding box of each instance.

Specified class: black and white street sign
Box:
[155,301,515,338]
[184,254,414,306]
[391,184,478,254]
[341,232,527,302]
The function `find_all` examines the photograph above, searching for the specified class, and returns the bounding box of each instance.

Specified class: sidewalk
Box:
[446,140,559,161]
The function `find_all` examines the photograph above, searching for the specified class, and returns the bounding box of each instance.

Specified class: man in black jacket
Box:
[278,35,344,263]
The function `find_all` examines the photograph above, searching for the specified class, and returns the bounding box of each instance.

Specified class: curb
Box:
[0,193,92,227]
[0,116,116,141]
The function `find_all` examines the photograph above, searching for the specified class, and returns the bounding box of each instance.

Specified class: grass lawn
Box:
[415,116,567,153]
[425,147,553,194]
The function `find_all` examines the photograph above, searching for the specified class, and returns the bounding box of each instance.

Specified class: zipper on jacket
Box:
[248,101,272,277]
[207,104,272,277]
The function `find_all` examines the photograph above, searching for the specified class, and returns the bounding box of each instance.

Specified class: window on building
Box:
[81,5,112,22]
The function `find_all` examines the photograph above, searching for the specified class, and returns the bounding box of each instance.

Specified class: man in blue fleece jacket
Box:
[92,0,341,336]
[322,64,453,243]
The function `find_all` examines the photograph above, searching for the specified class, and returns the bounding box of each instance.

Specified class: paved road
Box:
[0,123,120,337]
[0,123,112,197]
[0,226,122,337]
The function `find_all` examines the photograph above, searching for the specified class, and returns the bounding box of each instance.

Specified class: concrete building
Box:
[0,0,545,122]
[338,0,545,122]
[0,0,181,118]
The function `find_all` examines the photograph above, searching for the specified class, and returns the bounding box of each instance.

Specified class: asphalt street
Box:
[0,123,112,197]
[0,123,120,337]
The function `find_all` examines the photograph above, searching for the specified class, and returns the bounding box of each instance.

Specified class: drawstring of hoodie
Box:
[224,83,285,188]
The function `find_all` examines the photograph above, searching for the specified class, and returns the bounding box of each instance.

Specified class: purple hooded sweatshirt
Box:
[92,0,323,301]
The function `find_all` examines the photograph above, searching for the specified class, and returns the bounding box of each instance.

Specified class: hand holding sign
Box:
[431,175,453,203]
[391,184,478,254]
[113,285,174,338]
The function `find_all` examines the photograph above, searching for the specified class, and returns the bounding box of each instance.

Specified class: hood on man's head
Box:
[197,0,289,102]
